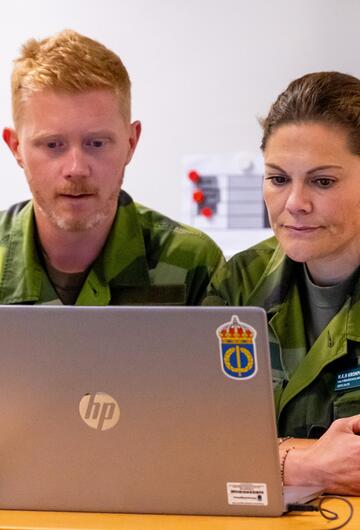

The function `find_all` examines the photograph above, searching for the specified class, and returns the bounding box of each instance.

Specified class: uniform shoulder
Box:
[204,235,279,306]
[132,201,225,304]
[228,235,278,270]
[0,201,30,241]
[134,202,224,265]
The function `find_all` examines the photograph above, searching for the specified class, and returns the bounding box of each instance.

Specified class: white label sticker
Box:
[227,482,268,506]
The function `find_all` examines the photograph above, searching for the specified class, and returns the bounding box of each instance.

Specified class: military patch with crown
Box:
[216,315,258,380]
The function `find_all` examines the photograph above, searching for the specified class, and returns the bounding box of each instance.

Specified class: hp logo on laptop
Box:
[79,392,120,431]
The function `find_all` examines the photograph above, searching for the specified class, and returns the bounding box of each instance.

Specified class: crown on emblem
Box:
[216,315,254,343]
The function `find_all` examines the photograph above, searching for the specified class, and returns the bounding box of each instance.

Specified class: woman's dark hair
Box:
[261,71,360,154]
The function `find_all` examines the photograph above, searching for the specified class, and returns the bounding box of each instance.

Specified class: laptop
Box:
[0,305,321,516]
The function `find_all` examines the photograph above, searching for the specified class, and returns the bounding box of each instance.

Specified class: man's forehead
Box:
[23,87,120,110]
[17,88,125,133]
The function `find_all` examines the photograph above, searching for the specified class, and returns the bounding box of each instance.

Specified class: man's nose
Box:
[63,146,90,178]
[285,183,312,214]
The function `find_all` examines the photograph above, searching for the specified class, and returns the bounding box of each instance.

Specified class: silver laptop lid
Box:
[0,305,285,516]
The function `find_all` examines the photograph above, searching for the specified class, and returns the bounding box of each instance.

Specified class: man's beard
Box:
[33,184,119,233]
[37,204,110,232]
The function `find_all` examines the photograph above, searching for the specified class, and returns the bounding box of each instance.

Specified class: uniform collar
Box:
[246,240,360,342]
[246,241,360,415]
[92,190,150,287]
[0,191,151,304]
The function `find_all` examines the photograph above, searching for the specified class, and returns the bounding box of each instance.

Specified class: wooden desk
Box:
[0,497,357,530]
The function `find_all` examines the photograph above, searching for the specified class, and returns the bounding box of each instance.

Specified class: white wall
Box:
[1,0,360,243]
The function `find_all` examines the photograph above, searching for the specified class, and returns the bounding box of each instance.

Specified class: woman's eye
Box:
[314,178,334,188]
[266,175,289,185]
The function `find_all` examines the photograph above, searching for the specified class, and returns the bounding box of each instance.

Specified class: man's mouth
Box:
[61,193,92,197]
[58,191,96,198]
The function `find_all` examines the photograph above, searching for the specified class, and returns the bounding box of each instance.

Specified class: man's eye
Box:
[85,139,106,148]
[47,141,62,149]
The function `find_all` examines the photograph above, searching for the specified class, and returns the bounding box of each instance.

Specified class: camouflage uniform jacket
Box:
[0,191,225,306]
[204,236,360,438]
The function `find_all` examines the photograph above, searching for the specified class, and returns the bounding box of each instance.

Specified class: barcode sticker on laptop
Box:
[226,482,268,506]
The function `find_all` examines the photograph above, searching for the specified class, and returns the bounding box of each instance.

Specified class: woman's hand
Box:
[283,415,360,495]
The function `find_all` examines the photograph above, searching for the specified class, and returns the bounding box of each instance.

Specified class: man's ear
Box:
[2,128,23,168]
[125,120,142,165]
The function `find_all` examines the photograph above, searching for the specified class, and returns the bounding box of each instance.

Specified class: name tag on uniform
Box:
[335,368,360,391]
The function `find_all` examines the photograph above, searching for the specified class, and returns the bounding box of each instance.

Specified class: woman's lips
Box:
[283,224,321,234]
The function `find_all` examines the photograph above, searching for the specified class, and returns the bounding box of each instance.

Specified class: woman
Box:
[204,71,360,494]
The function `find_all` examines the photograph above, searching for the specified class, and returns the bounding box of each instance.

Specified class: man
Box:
[1,29,224,305]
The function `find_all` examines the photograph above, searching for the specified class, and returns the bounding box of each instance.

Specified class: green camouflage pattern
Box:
[0,190,225,306]
[203,236,360,438]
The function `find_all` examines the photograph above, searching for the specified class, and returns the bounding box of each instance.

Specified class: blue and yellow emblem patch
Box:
[216,315,257,380]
